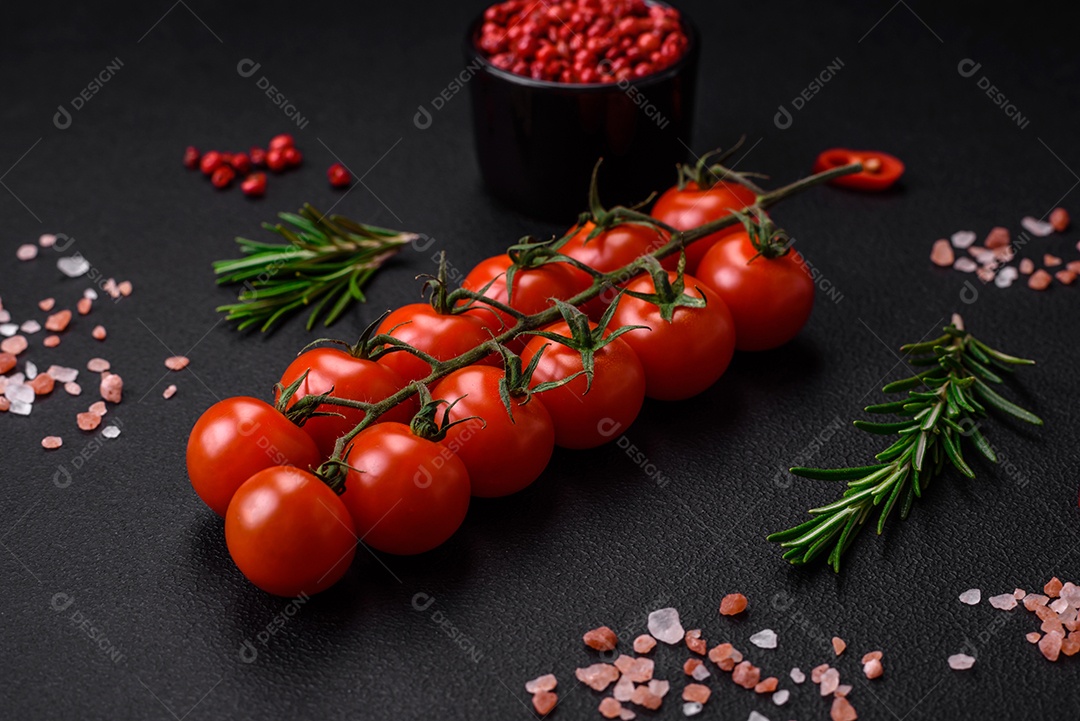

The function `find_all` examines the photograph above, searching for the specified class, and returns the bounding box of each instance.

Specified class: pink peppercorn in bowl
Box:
[465,0,699,221]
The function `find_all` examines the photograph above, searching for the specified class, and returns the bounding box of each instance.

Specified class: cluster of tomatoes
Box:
[186,165,818,598]
[476,0,689,83]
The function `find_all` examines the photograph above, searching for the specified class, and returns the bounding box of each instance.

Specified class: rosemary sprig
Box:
[768,315,1043,572]
[213,204,419,332]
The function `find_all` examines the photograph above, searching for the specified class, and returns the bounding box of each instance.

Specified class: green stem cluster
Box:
[768,316,1042,572]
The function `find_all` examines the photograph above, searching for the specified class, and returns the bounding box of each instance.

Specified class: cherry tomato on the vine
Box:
[696,232,815,352]
[462,254,587,347]
[186,396,321,517]
[431,366,555,497]
[277,347,416,459]
[651,180,757,274]
[612,270,737,401]
[342,423,471,555]
[375,304,498,385]
[521,320,646,449]
[225,466,356,597]
[813,148,904,191]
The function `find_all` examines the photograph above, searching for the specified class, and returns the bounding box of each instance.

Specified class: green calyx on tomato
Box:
[525,298,644,393]
[272,368,342,426]
[730,208,795,262]
[621,254,707,323]
[407,382,484,442]
[674,137,766,194]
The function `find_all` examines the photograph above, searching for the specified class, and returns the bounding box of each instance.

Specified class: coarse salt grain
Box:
[685,629,706,655]
[39,234,57,247]
[1027,632,1041,644]
[16,244,38,261]
[819,667,840,696]
[1014,588,1027,600]
[87,358,110,372]
[953,257,978,273]
[995,266,1019,288]
[959,588,982,605]
[38,298,55,311]
[1056,270,1076,285]
[647,679,669,698]
[64,382,81,396]
[1039,631,1063,661]
[1019,258,1035,274]
[930,239,955,266]
[0,397,8,412]
[57,256,90,278]
[524,674,557,694]
[985,227,1010,248]
[832,636,846,656]
[43,335,60,347]
[44,310,72,332]
[682,702,702,717]
[599,697,623,719]
[719,593,748,616]
[615,655,654,683]
[951,230,976,248]
[748,713,771,721]
[583,626,618,651]
[732,661,761,689]
[1050,208,1070,232]
[89,401,107,416]
[989,593,1018,610]
[831,696,858,721]
[1028,270,1052,290]
[77,297,92,315]
[789,667,805,684]
[575,663,619,691]
[163,384,178,399]
[648,608,685,645]
[91,325,106,340]
[101,425,121,440]
[25,361,37,380]
[76,412,101,431]
[118,281,133,297]
[1021,216,1054,237]
[772,689,789,705]
[41,436,62,449]
[633,635,656,654]
[83,288,98,300]
[613,675,635,702]
[754,677,778,694]
[750,629,777,649]
[0,353,14,374]
[682,684,710,704]
[1050,598,1069,614]
[1044,254,1063,268]
[99,373,123,403]
[863,658,884,679]
[47,366,78,383]
[1,335,28,355]
[532,690,557,716]
[630,685,662,710]
[976,266,996,283]
[0,323,18,337]
[20,320,41,334]
[29,374,54,396]
[948,653,975,670]
[9,399,32,415]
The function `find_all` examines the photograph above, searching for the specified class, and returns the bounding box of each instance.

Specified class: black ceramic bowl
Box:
[465,5,699,222]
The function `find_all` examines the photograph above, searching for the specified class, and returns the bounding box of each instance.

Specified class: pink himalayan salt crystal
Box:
[618,710,635,721]
[614,655,654,683]
[1023,594,1050,611]
[0,398,9,412]
[863,658,884,679]
[773,689,790,706]
[575,663,619,691]
[1019,258,1035,274]
[1050,207,1070,232]
[1027,632,1042,644]
[1060,583,1080,606]
[87,358,110,372]
[92,325,106,340]
[985,226,1010,248]
[1057,270,1077,285]
[719,593,747,616]
[789,667,806,684]
[44,310,72,332]
[811,663,830,683]
[532,690,557,716]
[819,667,840,696]
[1070,260,1080,274]
[951,230,976,248]
[1063,634,1080,657]
[21,320,41,334]
[708,643,742,671]
[836,684,853,697]
[682,684,710,703]
[684,658,705,677]
[959,589,981,605]
[39,298,55,311]
[976,266,996,283]
[1021,216,1054,237]
[1044,254,1063,268]
[583,626,618,651]
[930,239,955,266]
[39,233,57,247]
[647,608,684,645]
[989,593,1018,610]
[525,674,557,694]
[599,697,624,719]
[1,335,28,355]
[948,653,976,670]
[832,636,847,656]
[1041,616,1064,635]
[993,244,1015,262]
[165,355,190,371]
[16,244,38,260]
[953,257,978,273]
[750,628,778,649]
[64,382,81,396]
[646,679,669,698]
[77,297,92,315]
[731,661,761,689]
[99,372,123,403]
[633,635,656,654]
[118,281,133,297]
[613,675,635,701]
[1028,269,1052,290]
[831,696,858,721]
[43,335,60,348]
[685,629,706,655]
[163,384,178,399]
[1014,588,1027,600]
[1044,577,1064,598]
[630,685,662,710]
[1050,598,1069,614]
[1040,631,1064,661]
[76,412,102,431]
[754,677,778,694]
[41,436,63,450]
[89,401,107,416]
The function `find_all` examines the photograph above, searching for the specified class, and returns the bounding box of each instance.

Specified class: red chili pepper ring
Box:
[813,148,904,191]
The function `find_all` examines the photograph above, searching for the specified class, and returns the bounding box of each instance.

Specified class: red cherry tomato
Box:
[813,148,904,191]
[461,254,587,347]
[651,180,757,273]
[375,304,498,385]
[431,366,555,497]
[186,396,321,517]
[520,320,646,449]
[277,347,416,458]
[225,466,356,596]
[558,220,672,316]
[342,423,471,555]
[611,271,737,400]
[696,232,815,351]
